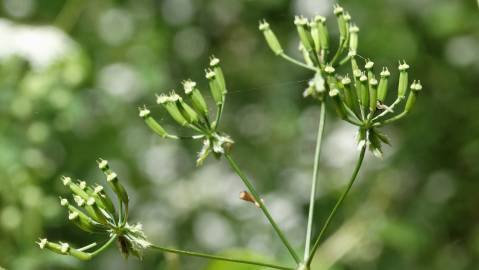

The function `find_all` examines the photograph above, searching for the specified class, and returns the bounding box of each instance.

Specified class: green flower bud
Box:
[210,56,226,93]
[259,20,283,55]
[397,61,410,98]
[138,106,168,138]
[299,43,314,66]
[64,196,105,231]
[405,80,422,112]
[37,239,92,260]
[309,21,321,53]
[329,89,347,119]
[334,4,348,44]
[349,24,359,53]
[183,80,209,117]
[205,69,224,105]
[378,67,390,102]
[69,248,93,260]
[157,93,188,126]
[91,184,116,215]
[369,77,378,113]
[343,12,352,22]
[365,60,374,70]
[359,73,369,108]
[177,97,199,124]
[314,15,329,51]
[105,172,129,206]
[61,176,89,200]
[324,65,335,74]
[294,16,314,52]
[341,75,356,109]
[38,240,69,255]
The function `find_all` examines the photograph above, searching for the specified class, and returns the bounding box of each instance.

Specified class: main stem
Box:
[151,245,294,270]
[225,154,301,264]
[303,102,326,260]
[305,146,366,266]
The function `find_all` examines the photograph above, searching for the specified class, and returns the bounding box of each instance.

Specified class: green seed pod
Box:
[329,89,347,119]
[324,65,338,91]
[97,158,109,172]
[299,43,314,66]
[157,93,188,126]
[69,248,92,260]
[405,80,422,112]
[205,69,224,105]
[334,5,348,44]
[309,21,321,53]
[85,197,109,225]
[138,107,168,138]
[369,77,378,113]
[177,98,199,124]
[106,172,129,206]
[341,75,357,109]
[37,239,92,260]
[183,80,209,117]
[259,20,283,55]
[349,24,359,54]
[64,197,105,232]
[61,176,89,200]
[314,15,329,51]
[38,239,70,255]
[397,61,410,98]
[359,73,369,108]
[209,56,226,93]
[294,16,314,53]
[91,185,116,215]
[378,68,390,102]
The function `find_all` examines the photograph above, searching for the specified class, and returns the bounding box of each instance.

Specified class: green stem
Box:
[90,235,117,257]
[225,154,301,264]
[303,102,326,260]
[374,111,408,127]
[372,96,404,121]
[280,53,318,72]
[150,245,294,270]
[214,102,224,129]
[306,146,366,266]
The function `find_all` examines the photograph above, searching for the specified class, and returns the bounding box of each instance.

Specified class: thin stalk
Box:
[90,235,117,257]
[214,102,224,129]
[372,96,404,121]
[303,103,326,260]
[225,154,301,264]
[151,245,294,270]
[374,111,407,127]
[280,53,318,72]
[77,242,97,252]
[167,134,205,140]
[306,146,366,266]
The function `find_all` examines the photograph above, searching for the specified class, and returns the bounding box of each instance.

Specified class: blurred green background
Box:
[0,0,478,269]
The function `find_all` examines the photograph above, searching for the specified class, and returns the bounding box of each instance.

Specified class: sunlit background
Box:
[0,0,478,269]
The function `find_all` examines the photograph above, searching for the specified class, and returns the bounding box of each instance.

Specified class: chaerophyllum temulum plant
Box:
[38,4,423,270]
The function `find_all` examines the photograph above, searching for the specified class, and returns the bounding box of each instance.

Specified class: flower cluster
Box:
[260,4,423,158]
[139,56,233,166]
[260,4,355,71]
[328,59,422,157]
[37,160,150,260]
